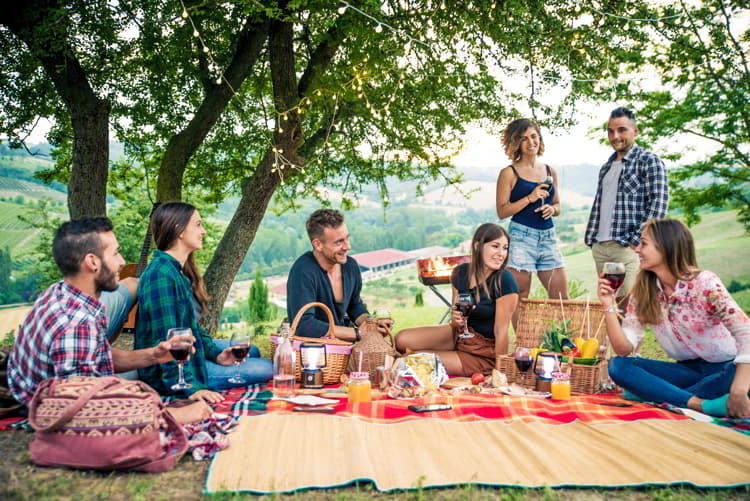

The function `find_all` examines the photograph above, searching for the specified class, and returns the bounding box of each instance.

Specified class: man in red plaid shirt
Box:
[7,217,195,406]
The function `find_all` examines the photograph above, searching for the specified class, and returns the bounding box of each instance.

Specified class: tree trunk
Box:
[201,8,302,333]
[201,153,280,332]
[156,18,269,202]
[1,0,110,218]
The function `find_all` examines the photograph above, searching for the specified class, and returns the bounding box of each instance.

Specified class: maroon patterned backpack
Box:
[28,376,187,472]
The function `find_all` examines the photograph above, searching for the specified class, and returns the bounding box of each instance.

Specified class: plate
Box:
[274,395,340,406]
[497,385,551,399]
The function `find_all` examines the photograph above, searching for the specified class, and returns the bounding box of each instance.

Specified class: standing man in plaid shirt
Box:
[585,107,669,310]
[7,217,195,406]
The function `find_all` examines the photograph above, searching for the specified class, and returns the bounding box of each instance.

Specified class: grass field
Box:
[1,210,750,500]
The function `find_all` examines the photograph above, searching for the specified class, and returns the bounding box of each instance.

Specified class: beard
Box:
[94,261,119,293]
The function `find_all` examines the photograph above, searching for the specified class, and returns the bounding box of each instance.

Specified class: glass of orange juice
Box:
[550,372,571,400]
[348,372,372,403]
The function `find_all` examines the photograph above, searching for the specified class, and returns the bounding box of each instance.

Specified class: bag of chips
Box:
[387,352,448,399]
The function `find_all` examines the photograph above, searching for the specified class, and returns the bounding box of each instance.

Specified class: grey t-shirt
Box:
[596,160,624,242]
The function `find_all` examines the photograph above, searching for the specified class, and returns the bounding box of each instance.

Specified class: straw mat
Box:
[205,414,750,494]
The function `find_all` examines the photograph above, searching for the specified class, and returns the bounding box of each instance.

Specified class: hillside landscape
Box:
[0,143,748,323]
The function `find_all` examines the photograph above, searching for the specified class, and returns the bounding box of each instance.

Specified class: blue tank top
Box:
[508,165,555,230]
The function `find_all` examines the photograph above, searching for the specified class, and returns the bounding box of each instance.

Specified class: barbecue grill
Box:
[416,255,470,286]
[416,255,470,323]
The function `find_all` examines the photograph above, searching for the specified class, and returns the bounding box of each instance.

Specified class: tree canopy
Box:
[621,0,750,230]
[2,0,657,331]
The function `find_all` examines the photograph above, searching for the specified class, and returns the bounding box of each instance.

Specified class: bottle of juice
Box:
[273,322,296,397]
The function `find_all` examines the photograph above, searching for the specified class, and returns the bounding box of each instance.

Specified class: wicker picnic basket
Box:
[496,298,610,395]
[270,302,352,385]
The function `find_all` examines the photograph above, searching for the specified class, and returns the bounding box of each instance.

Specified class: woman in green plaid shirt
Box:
[136,202,272,400]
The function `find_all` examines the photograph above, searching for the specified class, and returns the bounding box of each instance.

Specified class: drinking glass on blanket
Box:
[168,328,193,390]
[228,331,252,384]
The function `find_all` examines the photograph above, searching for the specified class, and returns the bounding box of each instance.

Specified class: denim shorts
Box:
[507,221,565,273]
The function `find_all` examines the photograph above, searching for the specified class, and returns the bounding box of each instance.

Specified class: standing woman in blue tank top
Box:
[496,118,569,329]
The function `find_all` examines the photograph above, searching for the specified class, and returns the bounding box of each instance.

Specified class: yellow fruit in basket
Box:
[530,348,542,361]
[581,338,599,359]
[575,337,585,351]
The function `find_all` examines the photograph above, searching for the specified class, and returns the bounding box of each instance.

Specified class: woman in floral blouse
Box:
[598,218,750,417]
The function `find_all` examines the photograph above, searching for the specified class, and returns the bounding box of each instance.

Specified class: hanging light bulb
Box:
[193,29,199,37]
[338,4,348,14]
[216,76,222,84]
[375,24,383,33]
[203,46,209,53]
[404,40,412,52]
[181,10,188,18]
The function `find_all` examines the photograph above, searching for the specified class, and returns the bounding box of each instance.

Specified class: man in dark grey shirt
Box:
[286,209,391,340]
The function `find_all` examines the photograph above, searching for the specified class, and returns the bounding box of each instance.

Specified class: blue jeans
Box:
[206,339,273,390]
[608,356,737,407]
[99,283,135,340]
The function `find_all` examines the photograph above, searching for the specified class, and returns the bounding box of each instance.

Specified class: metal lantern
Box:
[533,351,560,393]
[300,342,327,389]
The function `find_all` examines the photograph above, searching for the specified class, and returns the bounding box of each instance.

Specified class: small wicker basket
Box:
[496,298,610,395]
[347,318,398,383]
[270,302,352,385]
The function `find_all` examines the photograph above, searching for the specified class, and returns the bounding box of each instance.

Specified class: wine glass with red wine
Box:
[167,327,193,390]
[455,292,475,339]
[228,331,252,384]
[514,347,533,387]
[603,262,626,311]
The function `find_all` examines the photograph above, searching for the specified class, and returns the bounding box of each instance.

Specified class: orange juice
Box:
[348,373,371,403]
[550,375,571,400]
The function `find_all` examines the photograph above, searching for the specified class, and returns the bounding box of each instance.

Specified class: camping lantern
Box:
[533,351,559,393]
[300,342,327,389]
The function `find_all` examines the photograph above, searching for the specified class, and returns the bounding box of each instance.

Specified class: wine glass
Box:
[455,292,475,339]
[514,347,533,388]
[373,308,394,333]
[603,262,626,312]
[228,331,252,384]
[167,327,193,390]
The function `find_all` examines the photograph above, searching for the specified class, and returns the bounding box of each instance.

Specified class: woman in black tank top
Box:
[393,224,519,376]
[496,118,569,330]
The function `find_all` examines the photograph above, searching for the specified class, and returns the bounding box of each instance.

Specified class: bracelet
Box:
[603,306,618,313]
[354,326,361,342]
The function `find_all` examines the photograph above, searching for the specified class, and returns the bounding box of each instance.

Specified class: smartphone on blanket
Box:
[408,404,452,413]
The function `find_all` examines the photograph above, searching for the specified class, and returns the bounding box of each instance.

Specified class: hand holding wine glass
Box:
[227,331,252,385]
[373,308,394,336]
[167,328,194,390]
[601,262,626,313]
[455,292,475,339]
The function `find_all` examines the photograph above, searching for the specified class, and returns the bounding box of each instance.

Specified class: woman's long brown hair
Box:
[151,202,209,315]
[632,218,699,325]
[468,223,511,302]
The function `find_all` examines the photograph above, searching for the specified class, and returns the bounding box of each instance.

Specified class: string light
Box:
[176,0,439,189]
[590,7,685,23]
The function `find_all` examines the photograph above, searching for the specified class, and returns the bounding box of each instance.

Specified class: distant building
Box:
[350,248,413,275]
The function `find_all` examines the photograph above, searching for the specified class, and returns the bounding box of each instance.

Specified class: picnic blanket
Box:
[205,413,750,494]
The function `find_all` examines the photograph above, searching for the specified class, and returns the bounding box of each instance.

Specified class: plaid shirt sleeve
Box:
[49,314,114,379]
[637,153,669,240]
